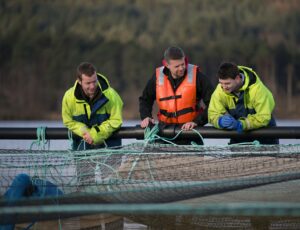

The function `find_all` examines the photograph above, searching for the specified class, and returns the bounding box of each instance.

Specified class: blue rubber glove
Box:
[218,114,237,129]
[219,115,244,132]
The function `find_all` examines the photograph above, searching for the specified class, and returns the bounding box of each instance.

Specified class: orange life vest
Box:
[156,64,200,124]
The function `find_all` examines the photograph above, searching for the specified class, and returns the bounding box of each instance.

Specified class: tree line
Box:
[0,0,299,119]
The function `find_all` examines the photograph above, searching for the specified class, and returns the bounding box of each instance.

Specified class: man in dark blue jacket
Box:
[0,174,63,230]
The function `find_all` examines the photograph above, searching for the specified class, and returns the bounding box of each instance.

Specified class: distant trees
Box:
[0,0,299,119]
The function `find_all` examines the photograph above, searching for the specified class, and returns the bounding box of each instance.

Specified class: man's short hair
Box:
[164,46,185,63]
[217,62,239,80]
[77,62,96,80]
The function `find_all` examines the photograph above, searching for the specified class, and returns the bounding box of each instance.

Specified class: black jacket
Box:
[139,66,214,126]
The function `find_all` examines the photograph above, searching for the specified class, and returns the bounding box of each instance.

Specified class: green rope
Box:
[67,129,109,150]
[144,125,262,147]
[144,124,205,145]
[230,140,262,147]
[77,140,86,150]
[140,124,206,181]
[144,124,179,145]
[126,125,160,180]
[190,128,205,145]
[30,126,49,150]
[67,129,74,150]
[103,140,108,148]
[144,124,160,143]
[67,130,89,150]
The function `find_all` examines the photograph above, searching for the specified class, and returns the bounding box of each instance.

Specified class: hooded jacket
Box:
[208,66,276,131]
[62,73,123,146]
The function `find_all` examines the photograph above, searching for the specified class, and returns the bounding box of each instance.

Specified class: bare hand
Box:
[82,132,93,145]
[181,122,197,131]
[140,117,155,128]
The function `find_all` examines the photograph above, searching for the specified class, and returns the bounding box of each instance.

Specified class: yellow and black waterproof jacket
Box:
[62,73,123,145]
[208,66,276,131]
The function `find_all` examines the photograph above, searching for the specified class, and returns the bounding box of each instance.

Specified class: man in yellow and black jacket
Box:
[208,62,278,144]
[62,62,123,150]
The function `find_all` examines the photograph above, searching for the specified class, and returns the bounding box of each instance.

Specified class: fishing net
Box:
[1,142,300,229]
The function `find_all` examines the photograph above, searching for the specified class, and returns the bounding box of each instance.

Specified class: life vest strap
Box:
[159,95,182,101]
[160,107,194,118]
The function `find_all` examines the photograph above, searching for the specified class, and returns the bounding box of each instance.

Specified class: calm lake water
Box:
[0,120,299,150]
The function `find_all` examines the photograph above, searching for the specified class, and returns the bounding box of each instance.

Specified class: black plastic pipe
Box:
[0,126,299,140]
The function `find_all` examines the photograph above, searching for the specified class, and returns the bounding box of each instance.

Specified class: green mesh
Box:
[1,142,300,228]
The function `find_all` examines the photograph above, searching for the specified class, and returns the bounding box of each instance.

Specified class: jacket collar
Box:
[73,73,110,101]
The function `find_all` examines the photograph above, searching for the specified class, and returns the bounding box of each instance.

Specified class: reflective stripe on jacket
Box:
[156,64,199,124]
[208,66,276,131]
[62,73,123,145]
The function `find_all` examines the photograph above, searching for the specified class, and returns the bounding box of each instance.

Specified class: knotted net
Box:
[1,142,300,229]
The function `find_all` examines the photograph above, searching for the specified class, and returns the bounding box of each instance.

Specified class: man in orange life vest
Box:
[139,46,214,144]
